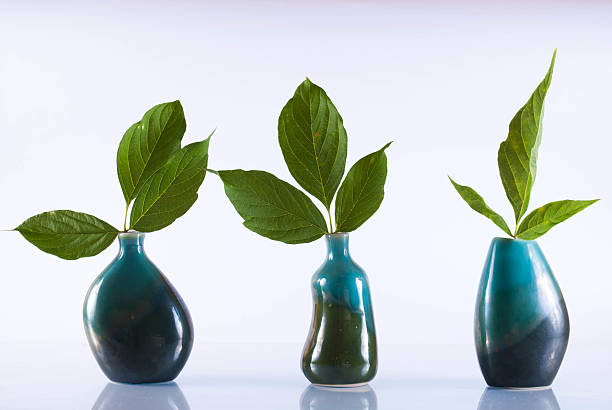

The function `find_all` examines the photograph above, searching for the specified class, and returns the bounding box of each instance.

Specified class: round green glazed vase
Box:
[301,233,378,386]
[475,237,569,388]
[83,232,194,384]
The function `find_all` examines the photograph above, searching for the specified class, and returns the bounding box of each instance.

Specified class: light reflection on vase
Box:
[300,384,378,410]
[477,387,561,410]
[91,381,191,410]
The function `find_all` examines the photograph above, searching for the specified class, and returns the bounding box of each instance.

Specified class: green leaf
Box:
[498,50,556,223]
[516,199,598,240]
[335,142,391,232]
[15,210,119,260]
[278,78,348,210]
[129,136,210,232]
[117,101,186,204]
[218,169,328,244]
[449,177,513,237]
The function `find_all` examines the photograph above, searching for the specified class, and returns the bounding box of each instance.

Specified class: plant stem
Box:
[327,207,334,233]
[123,204,129,231]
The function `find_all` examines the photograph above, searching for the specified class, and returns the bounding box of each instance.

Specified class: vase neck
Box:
[118,232,145,256]
[325,233,350,262]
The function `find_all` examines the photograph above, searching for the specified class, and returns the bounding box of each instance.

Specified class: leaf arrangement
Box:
[15,101,212,259]
[215,78,391,244]
[450,50,598,240]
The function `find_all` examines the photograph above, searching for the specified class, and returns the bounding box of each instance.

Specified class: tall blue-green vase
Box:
[83,232,194,384]
[475,238,569,388]
[301,233,377,386]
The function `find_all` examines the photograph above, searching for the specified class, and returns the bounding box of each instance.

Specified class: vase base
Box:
[109,379,177,386]
[313,382,369,388]
[488,385,551,391]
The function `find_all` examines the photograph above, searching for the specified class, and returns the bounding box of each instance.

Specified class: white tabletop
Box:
[1,342,610,409]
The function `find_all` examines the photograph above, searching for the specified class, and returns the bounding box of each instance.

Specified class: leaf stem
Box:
[206,168,219,176]
[123,204,129,231]
[327,207,334,233]
[513,224,518,239]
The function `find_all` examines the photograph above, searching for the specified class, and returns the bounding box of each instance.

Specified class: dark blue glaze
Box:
[475,238,569,388]
[300,384,378,410]
[83,232,193,384]
[301,233,377,386]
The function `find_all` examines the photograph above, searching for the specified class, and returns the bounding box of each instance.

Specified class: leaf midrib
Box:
[227,173,326,234]
[130,150,199,229]
[336,157,379,230]
[127,109,175,199]
[307,88,330,209]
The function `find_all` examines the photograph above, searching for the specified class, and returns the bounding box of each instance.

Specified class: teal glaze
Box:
[301,233,377,386]
[475,238,569,388]
[83,232,193,384]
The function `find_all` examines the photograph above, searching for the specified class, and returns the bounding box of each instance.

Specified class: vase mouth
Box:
[118,231,144,239]
[492,237,537,244]
[326,232,349,238]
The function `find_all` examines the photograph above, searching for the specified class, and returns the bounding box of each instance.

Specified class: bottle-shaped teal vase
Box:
[83,232,194,384]
[302,233,377,386]
[475,238,569,388]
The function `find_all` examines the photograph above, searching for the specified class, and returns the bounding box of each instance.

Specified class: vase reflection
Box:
[477,387,560,410]
[300,384,377,410]
[92,381,191,410]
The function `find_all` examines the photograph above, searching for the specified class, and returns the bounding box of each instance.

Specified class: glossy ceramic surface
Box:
[475,238,569,388]
[302,233,377,386]
[83,232,193,384]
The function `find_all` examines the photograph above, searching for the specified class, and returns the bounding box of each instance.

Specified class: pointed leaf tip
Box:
[450,178,513,237]
[218,169,328,244]
[516,199,598,240]
[278,80,347,211]
[129,137,210,232]
[16,210,119,260]
[335,145,390,232]
[117,101,187,204]
[497,53,556,224]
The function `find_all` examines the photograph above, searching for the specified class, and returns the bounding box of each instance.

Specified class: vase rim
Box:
[493,236,535,243]
[118,231,144,239]
[325,232,349,238]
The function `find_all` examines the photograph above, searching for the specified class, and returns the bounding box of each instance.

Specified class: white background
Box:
[0,0,610,362]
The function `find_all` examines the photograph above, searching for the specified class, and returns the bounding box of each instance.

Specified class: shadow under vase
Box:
[477,386,560,410]
[300,384,378,410]
[92,381,191,410]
